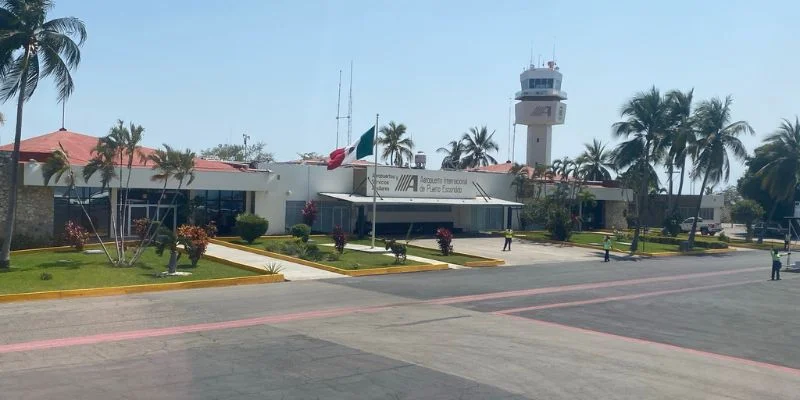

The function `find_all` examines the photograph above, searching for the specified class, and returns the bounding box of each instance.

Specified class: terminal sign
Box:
[372,170,474,198]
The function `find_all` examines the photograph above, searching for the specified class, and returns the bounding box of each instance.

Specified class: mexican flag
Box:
[327,127,375,170]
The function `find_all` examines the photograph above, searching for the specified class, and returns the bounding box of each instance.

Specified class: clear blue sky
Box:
[5,0,798,191]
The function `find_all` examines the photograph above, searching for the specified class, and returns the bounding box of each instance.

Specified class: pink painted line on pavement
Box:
[427,267,763,305]
[0,305,389,354]
[502,314,800,377]
[493,279,763,315]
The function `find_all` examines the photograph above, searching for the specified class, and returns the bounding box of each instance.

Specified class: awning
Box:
[319,192,522,206]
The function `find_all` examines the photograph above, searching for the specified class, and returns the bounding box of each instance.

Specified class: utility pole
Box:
[243,133,251,162]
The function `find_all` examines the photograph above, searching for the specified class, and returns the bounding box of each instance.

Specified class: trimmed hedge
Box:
[641,235,728,249]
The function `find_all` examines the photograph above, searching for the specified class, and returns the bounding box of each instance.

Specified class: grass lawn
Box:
[518,231,694,254]
[346,238,484,265]
[0,247,259,295]
[224,238,431,270]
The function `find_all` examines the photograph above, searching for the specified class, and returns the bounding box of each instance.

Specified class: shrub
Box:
[661,214,681,237]
[332,225,347,254]
[641,235,729,249]
[263,240,281,253]
[280,240,301,256]
[132,218,151,241]
[265,262,283,274]
[718,232,731,243]
[204,221,218,238]
[40,272,53,281]
[297,242,322,261]
[235,213,268,244]
[290,223,311,242]
[326,252,341,261]
[177,225,209,266]
[301,200,318,227]
[545,208,574,241]
[385,239,407,264]
[64,221,90,251]
[435,227,454,256]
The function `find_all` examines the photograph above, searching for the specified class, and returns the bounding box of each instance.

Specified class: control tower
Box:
[514,61,567,167]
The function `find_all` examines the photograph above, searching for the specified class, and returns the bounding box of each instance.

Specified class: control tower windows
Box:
[529,78,554,89]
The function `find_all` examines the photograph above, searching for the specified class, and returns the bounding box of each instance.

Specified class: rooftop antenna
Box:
[59,100,66,131]
[347,60,353,144]
[552,40,556,64]
[335,69,343,148]
[507,97,513,162]
[529,43,533,68]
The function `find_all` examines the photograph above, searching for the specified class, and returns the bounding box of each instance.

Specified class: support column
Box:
[526,125,552,167]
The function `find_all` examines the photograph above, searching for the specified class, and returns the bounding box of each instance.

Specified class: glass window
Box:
[53,186,110,237]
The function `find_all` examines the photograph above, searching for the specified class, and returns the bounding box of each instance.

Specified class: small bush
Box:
[63,221,90,251]
[385,239,407,264]
[326,252,341,261]
[301,200,318,227]
[662,214,681,237]
[297,242,322,261]
[290,224,311,242]
[132,218,152,241]
[280,240,301,256]
[641,235,729,249]
[265,262,283,274]
[40,272,53,281]
[332,225,347,254]
[718,232,730,243]
[177,225,209,266]
[235,213,268,244]
[263,240,281,253]
[545,209,574,241]
[435,227,454,256]
[204,221,218,238]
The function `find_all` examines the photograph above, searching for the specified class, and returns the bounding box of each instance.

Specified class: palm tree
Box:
[40,143,113,262]
[0,0,86,268]
[461,126,499,168]
[130,146,196,264]
[437,140,464,170]
[378,121,414,167]
[665,89,697,215]
[611,86,670,253]
[577,139,614,181]
[687,96,753,247]
[756,116,800,220]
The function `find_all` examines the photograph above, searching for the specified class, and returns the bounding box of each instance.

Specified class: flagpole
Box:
[371,113,379,248]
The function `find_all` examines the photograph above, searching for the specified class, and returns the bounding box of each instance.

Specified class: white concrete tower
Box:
[514,60,567,167]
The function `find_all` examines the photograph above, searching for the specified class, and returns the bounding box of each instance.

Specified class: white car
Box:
[679,217,721,235]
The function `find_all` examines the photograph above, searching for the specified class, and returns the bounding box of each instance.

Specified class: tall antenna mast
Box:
[347,60,353,143]
[335,70,342,148]
[552,39,556,63]
[529,42,533,67]
[507,97,512,162]
[59,100,66,131]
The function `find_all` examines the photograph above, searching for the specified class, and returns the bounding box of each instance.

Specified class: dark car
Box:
[753,222,788,238]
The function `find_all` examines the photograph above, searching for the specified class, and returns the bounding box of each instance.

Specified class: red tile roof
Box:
[0,130,248,172]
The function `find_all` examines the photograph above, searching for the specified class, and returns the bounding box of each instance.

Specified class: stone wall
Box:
[603,200,628,230]
[0,152,54,241]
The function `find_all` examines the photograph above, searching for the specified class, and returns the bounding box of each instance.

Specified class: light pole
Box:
[242,133,251,163]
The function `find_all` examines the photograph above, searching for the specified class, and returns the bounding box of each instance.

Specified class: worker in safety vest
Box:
[603,235,613,262]
[502,228,513,251]
[771,248,786,281]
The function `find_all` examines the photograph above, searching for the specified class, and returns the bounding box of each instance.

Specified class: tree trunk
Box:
[688,165,712,248]
[672,163,687,216]
[168,250,178,274]
[0,48,31,269]
[667,163,674,212]
[630,155,650,253]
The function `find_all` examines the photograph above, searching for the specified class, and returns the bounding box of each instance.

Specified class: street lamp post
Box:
[243,133,251,163]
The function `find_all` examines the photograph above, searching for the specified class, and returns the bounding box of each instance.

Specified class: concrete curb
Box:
[210,238,449,276]
[0,274,285,304]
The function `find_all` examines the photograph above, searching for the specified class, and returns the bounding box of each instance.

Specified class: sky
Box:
[4,0,798,193]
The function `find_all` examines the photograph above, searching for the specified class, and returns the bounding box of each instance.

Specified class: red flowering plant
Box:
[435,227,454,256]
[177,225,209,266]
[64,220,90,251]
[132,218,152,241]
[301,200,318,227]
[204,221,218,238]
[331,225,347,254]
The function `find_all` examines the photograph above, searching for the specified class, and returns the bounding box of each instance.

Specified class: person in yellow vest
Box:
[603,235,613,262]
[771,248,786,281]
[502,228,513,251]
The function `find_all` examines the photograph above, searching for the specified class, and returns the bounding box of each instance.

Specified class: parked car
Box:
[679,217,722,235]
[753,222,788,238]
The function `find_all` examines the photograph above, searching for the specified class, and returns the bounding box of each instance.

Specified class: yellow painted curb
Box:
[0,274,284,304]
[210,238,449,276]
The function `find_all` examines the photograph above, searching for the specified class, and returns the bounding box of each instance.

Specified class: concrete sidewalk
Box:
[205,243,345,281]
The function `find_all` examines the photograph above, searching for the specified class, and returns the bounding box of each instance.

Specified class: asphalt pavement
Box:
[1,246,798,399]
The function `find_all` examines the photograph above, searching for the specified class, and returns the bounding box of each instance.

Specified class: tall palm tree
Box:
[756,116,800,220]
[665,89,697,214]
[687,96,753,247]
[461,126,499,168]
[577,139,614,181]
[378,121,414,167]
[611,86,669,253]
[436,140,464,170]
[0,0,86,268]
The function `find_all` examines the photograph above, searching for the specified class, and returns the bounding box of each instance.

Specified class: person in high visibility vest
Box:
[502,228,513,251]
[771,248,786,281]
[603,235,612,262]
